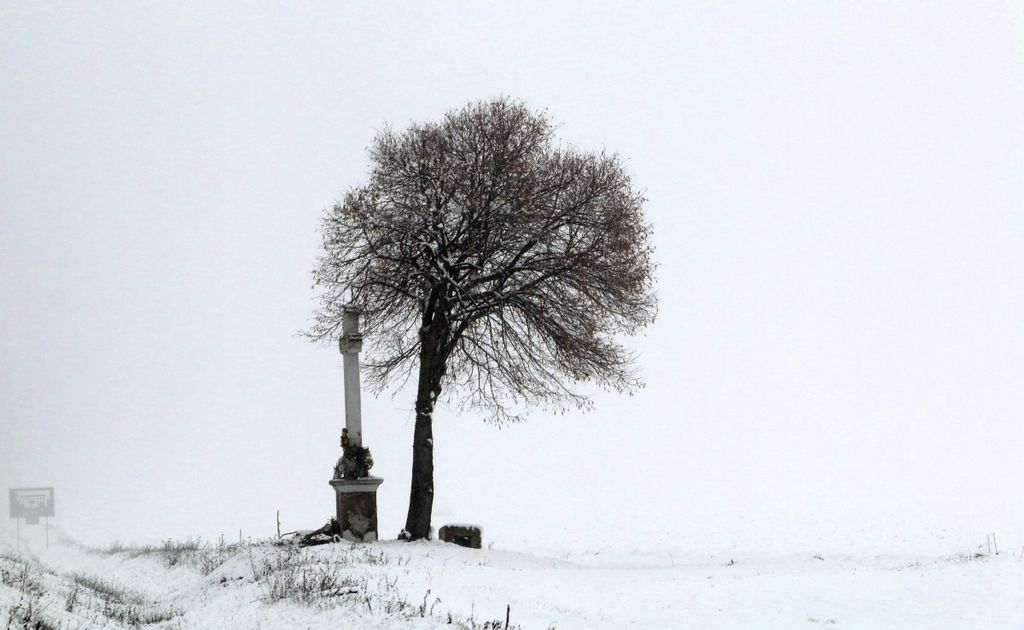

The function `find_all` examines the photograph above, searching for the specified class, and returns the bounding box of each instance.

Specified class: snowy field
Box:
[3,3,1023,629]
[2,526,1023,629]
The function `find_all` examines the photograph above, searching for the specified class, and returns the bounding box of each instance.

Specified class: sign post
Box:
[9,487,55,551]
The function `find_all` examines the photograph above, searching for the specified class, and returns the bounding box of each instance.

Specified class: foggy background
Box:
[3,2,1022,554]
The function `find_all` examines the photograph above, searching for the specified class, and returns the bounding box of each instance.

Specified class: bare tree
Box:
[309,98,657,540]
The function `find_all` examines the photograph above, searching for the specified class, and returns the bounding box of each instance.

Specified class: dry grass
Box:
[92,537,242,576]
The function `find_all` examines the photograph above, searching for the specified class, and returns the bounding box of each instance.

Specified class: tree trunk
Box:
[404,390,434,539]
[403,323,446,540]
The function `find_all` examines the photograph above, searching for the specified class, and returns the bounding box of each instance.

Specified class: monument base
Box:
[329,477,383,542]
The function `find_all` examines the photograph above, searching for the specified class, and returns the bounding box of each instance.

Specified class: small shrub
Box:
[1,558,56,630]
[64,582,79,613]
[5,592,58,630]
[249,547,366,607]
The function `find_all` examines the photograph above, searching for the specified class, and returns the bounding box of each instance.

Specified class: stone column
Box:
[330,304,382,542]
[340,305,363,447]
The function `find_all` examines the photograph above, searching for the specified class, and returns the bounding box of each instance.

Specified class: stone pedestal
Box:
[329,477,383,542]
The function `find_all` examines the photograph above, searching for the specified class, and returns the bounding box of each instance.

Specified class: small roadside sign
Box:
[9,487,54,519]
[9,487,55,551]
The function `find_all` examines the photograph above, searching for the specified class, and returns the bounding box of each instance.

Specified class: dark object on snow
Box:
[334,428,374,479]
[439,524,481,549]
[397,526,433,542]
[299,518,341,547]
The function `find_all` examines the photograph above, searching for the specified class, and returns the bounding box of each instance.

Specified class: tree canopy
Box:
[310,97,657,538]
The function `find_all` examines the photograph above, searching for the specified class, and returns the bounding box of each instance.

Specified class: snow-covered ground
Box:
[2,526,1023,629]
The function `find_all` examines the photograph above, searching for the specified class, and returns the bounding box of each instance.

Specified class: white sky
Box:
[2,2,1023,552]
